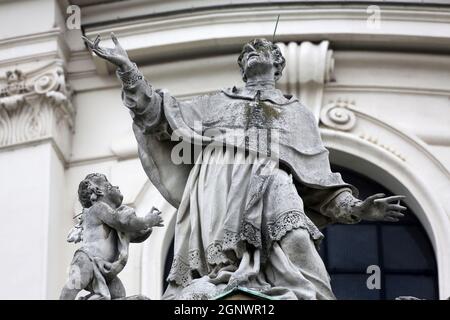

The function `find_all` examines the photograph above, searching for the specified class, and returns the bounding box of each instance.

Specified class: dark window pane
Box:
[318,229,328,262]
[384,275,437,300]
[382,225,436,272]
[331,274,381,300]
[324,165,438,300]
[327,225,378,272]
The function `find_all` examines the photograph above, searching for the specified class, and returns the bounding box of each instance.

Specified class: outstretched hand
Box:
[354,193,406,222]
[82,32,132,70]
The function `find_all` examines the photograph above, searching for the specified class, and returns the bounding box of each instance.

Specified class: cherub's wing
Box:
[67,226,83,243]
[67,212,84,243]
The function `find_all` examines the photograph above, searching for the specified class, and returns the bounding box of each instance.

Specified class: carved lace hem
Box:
[267,209,324,242]
[167,211,323,287]
[167,255,192,287]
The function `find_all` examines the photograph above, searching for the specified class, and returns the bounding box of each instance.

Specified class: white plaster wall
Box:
[0,0,56,39]
[0,142,66,299]
[46,143,72,299]
[327,51,450,143]
[70,88,129,161]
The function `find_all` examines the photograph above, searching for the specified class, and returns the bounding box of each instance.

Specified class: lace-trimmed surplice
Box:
[163,144,331,299]
[116,65,363,300]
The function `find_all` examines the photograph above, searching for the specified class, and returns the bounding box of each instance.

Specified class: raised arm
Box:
[82,33,165,132]
[93,202,163,233]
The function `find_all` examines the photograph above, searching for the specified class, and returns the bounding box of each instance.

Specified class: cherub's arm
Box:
[93,203,163,233]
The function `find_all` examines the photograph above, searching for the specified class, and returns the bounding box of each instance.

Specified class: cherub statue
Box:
[60,173,163,300]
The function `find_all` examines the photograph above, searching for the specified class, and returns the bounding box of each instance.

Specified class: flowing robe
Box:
[119,68,362,299]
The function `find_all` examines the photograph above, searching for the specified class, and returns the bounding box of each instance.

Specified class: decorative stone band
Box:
[324,191,362,224]
[267,209,324,244]
[116,63,144,88]
[167,255,192,288]
[0,61,74,158]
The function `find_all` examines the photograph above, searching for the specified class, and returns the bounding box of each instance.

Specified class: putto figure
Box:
[60,173,163,300]
[83,34,406,299]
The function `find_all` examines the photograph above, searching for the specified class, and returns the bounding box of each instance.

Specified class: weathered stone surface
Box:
[60,173,163,300]
[82,34,407,300]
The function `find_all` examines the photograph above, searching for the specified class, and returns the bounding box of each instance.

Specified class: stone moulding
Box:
[83,4,450,76]
[319,99,409,162]
[0,61,74,158]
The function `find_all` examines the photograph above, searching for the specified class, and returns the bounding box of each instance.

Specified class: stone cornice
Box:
[82,3,450,74]
[78,1,450,27]
[0,28,71,69]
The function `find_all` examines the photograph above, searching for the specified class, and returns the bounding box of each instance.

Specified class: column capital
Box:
[0,60,74,160]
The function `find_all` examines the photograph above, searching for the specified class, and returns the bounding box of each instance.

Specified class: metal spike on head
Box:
[272,15,280,43]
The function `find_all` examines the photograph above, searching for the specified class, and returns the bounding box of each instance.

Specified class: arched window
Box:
[320,165,438,300]
[162,166,439,299]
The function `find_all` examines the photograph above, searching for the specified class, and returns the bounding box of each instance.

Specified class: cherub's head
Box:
[237,38,286,83]
[6,70,23,83]
[78,173,123,209]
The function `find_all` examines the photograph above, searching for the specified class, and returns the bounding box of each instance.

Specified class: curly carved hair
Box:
[237,38,286,82]
[78,173,108,208]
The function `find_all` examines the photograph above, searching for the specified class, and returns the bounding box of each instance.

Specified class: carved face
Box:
[243,42,273,65]
[238,38,285,82]
[100,180,123,207]
[241,41,274,79]
[6,70,23,83]
[85,174,123,207]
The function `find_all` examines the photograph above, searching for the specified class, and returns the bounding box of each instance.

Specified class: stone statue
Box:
[60,173,163,300]
[83,34,406,300]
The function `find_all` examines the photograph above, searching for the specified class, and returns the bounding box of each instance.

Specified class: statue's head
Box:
[237,38,286,83]
[78,173,123,208]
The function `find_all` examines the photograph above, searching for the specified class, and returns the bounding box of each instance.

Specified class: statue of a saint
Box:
[83,34,406,300]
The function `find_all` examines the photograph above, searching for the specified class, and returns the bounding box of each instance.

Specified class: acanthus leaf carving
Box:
[0,61,75,157]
